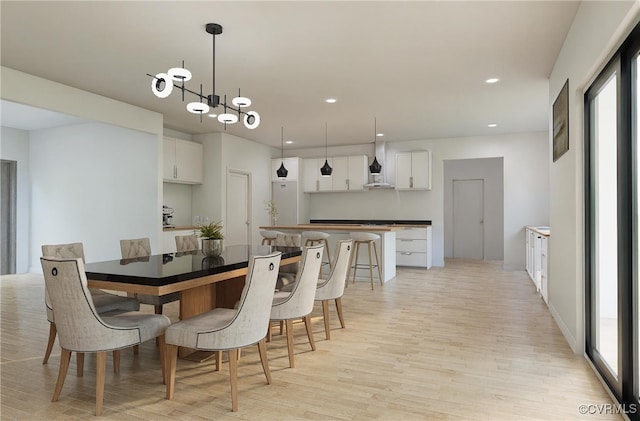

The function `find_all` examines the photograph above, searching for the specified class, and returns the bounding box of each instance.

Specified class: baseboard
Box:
[548,301,580,354]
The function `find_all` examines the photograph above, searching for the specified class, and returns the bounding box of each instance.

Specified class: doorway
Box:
[453,179,484,259]
[1,160,17,274]
[226,169,251,246]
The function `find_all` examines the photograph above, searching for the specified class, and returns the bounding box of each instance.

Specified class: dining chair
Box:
[41,243,140,367]
[274,233,301,290]
[120,237,179,315]
[269,244,324,368]
[40,257,170,416]
[175,233,199,252]
[164,252,282,412]
[315,240,353,339]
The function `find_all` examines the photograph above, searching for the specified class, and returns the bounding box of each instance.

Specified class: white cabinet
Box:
[303,158,333,192]
[163,137,203,184]
[303,156,366,192]
[525,226,550,303]
[395,226,432,268]
[395,151,432,190]
[271,157,299,181]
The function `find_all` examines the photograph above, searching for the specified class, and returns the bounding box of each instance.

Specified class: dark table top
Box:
[84,244,301,287]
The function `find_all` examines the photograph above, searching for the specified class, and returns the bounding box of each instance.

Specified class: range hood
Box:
[364,141,395,189]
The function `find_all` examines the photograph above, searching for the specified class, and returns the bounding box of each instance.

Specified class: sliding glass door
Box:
[585,22,639,419]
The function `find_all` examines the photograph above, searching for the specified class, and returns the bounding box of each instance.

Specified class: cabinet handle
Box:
[410,176,413,188]
[399,239,413,242]
[401,252,412,255]
[174,165,177,179]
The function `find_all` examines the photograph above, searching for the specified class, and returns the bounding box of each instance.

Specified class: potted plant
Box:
[198,221,224,256]
[265,200,279,226]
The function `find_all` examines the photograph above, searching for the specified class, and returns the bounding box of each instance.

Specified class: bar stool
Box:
[347,232,383,290]
[260,230,284,246]
[302,231,332,272]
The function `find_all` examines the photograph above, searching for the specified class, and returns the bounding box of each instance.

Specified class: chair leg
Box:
[52,348,71,402]
[322,300,331,340]
[335,297,346,328]
[112,350,120,373]
[367,242,375,290]
[215,351,222,372]
[373,241,383,285]
[154,305,163,346]
[279,320,284,335]
[165,344,178,400]
[43,322,57,364]
[95,351,107,416]
[158,335,166,385]
[303,315,316,351]
[257,339,272,384]
[347,242,359,285]
[323,239,332,270]
[76,352,84,377]
[228,348,240,412]
[133,345,139,355]
[285,319,295,368]
[266,322,272,342]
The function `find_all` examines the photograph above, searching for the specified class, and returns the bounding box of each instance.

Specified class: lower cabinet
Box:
[395,226,432,268]
[525,226,550,303]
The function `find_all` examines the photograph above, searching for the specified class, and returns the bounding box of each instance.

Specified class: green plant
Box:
[264,200,278,218]
[198,221,224,239]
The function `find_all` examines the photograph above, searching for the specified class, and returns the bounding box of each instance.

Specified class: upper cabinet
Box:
[163,137,203,184]
[271,157,299,181]
[395,151,432,190]
[303,156,367,192]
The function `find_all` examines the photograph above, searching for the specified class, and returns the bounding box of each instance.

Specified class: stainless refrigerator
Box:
[271,180,298,225]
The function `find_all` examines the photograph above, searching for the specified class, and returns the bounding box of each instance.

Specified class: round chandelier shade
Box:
[187,102,210,114]
[244,111,260,129]
[151,73,173,98]
[218,113,239,124]
[168,67,192,82]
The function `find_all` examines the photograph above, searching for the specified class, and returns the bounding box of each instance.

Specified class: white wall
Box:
[548,1,638,353]
[29,122,160,269]
[443,158,504,261]
[192,132,273,245]
[292,131,548,269]
[0,126,30,272]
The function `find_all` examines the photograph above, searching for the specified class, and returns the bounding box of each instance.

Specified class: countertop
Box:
[163,225,197,232]
[260,224,403,232]
[526,226,550,236]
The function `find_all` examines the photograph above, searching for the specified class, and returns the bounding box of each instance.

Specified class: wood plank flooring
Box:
[1,259,620,420]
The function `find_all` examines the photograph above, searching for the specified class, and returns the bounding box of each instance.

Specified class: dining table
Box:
[84,244,302,360]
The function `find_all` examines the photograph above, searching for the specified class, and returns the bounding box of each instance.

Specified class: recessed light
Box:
[325,98,337,103]
[485,78,500,84]
[208,113,217,118]
[285,140,294,144]
[488,123,497,127]
[376,133,384,137]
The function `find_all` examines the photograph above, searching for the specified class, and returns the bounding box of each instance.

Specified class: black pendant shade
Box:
[320,159,333,177]
[369,117,382,174]
[277,126,288,179]
[320,122,332,177]
[369,156,382,174]
[277,162,289,178]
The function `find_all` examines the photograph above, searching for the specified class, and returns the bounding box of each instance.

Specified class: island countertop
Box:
[258,224,403,232]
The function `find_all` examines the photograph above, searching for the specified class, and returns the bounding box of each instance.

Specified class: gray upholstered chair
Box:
[274,233,301,290]
[269,244,324,368]
[120,237,179,314]
[41,243,140,366]
[175,234,199,252]
[315,240,353,339]
[40,257,170,416]
[164,252,282,412]
[259,230,284,245]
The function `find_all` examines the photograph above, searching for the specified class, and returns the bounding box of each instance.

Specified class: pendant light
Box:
[369,117,382,174]
[276,127,289,179]
[320,122,333,177]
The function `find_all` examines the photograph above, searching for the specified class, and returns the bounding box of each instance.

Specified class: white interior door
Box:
[453,179,484,259]
[226,170,251,246]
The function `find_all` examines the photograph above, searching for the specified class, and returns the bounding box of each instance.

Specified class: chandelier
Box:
[148,23,260,130]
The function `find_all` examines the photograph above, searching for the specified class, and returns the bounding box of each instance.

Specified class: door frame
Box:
[225,168,252,246]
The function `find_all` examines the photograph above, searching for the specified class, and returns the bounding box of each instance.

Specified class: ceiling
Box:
[0,1,579,149]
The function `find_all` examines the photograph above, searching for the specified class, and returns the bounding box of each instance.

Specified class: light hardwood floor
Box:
[1,260,620,420]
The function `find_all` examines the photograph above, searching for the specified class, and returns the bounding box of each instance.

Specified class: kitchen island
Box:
[259,224,400,283]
